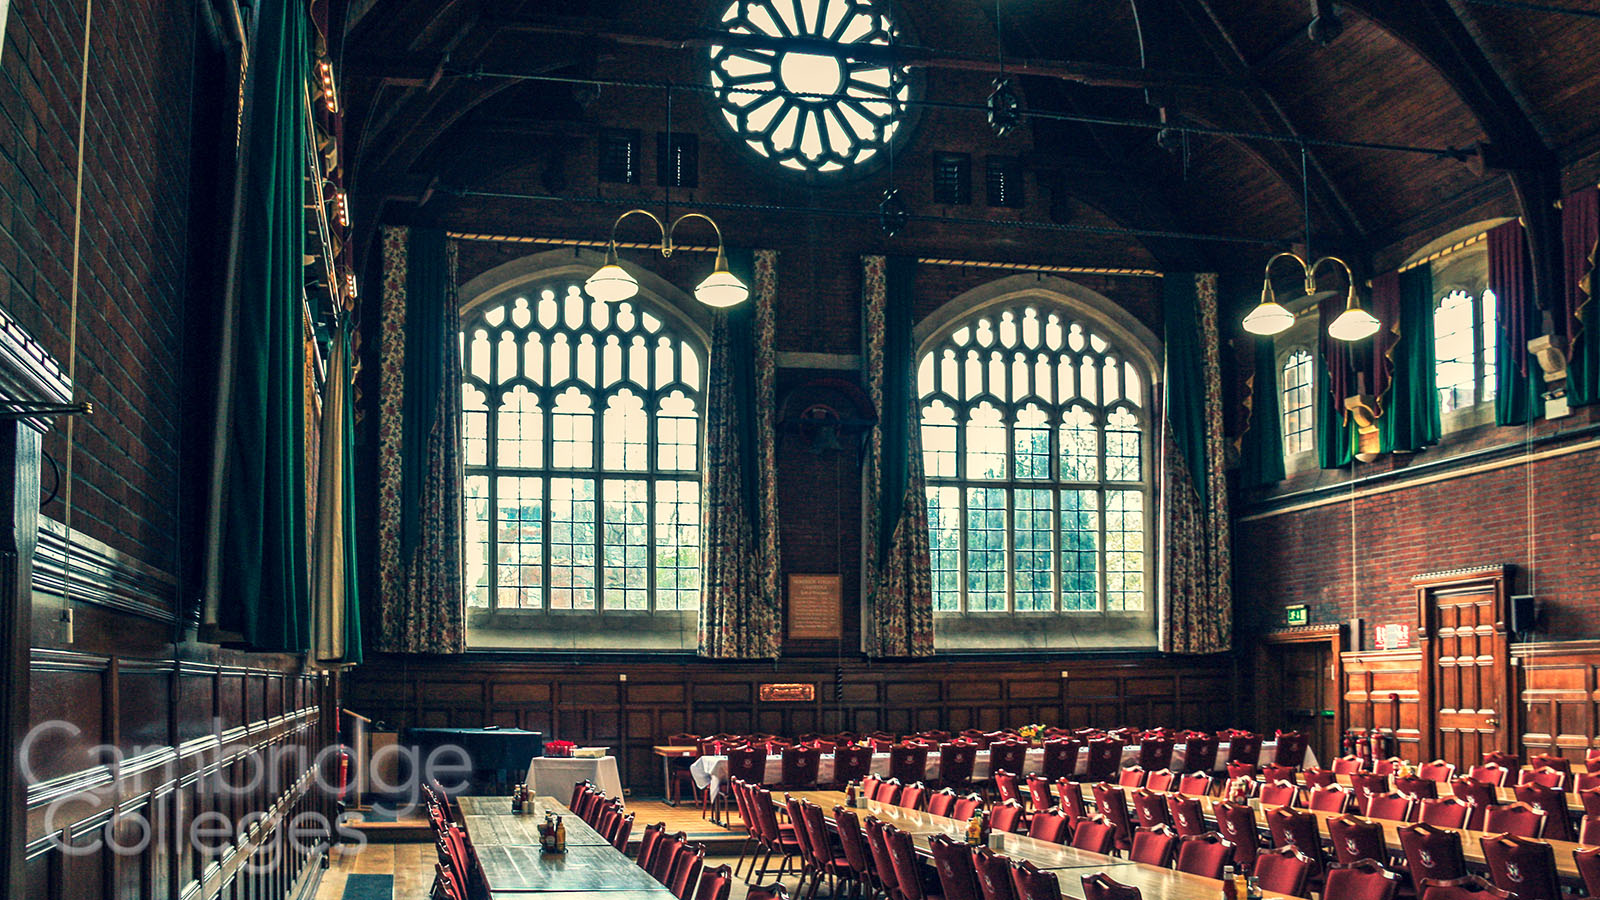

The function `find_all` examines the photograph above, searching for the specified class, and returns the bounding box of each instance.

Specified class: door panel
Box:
[1261,637,1340,765]
[1417,567,1512,771]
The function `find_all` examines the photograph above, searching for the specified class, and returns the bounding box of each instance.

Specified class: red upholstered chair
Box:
[1130,788,1171,830]
[1574,846,1600,900]
[694,864,734,900]
[1260,781,1299,808]
[1079,872,1142,900]
[1417,876,1512,900]
[862,774,885,802]
[1026,809,1072,845]
[928,834,981,900]
[1322,860,1402,900]
[1512,782,1573,841]
[1177,773,1213,797]
[637,822,666,873]
[1273,731,1309,769]
[1069,817,1116,855]
[1304,767,1338,788]
[1138,735,1175,772]
[1054,779,1087,828]
[1265,807,1327,879]
[990,799,1027,835]
[1091,783,1135,853]
[1175,832,1231,878]
[1334,755,1369,775]
[1226,761,1260,782]
[1025,774,1054,816]
[570,779,595,813]
[886,824,937,900]
[1469,763,1514,787]
[651,831,688,884]
[1417,797,1472,829]
[1420,760,1458,783]
[1582,787,1600,818]
[1309,785,1354,813]
[1482,801,1546,839]
[937,742,978,793]
[1263,763,1299,785]
[1083,738,1123,783]
[993,770,1023,806]
[1574,772,1600,792]
[989,741,1028,785]
[781,746,822,789]
[1227,733,1264,767]
[972,847,1017,900]
[1580,814,1600,845]
[1116,766,1147,789]
[1167,794,1207,837]
[1351,772,1392,812]
[952,793,984,821]
[1528,754,1571,775]
[960,730,992,751]
[1144,769,1177,793]
[750,789,800,880]
[833,746,876,789]
[877,778,905,806]
[890,745,930,786]
[1374,758,1403,777]
[1181,734,1219,775]
[863,817,901,900]
[1129,826,1178,868]
[1517,767,1567,790]
[746,884,790,900]
[1364,791,1416,823]
[728,746,770,788]
[927,788,958,818]
[899,782,929,811]
[1400,823,1469,886]
[1328,814,1389,866]
[1481,750,1519,770]
[1588,749,1600,773]
[1214,801,1261,874]
[1008,859,1063,900]
[1396,774,1440,803]
[609,812,634,851]
[1253,847,1314,899]
[668,843,706,900]
[833,807,877,898]
[1451,777,1500,830]
[1479,833,1560,900]
[1040,738,1082,782]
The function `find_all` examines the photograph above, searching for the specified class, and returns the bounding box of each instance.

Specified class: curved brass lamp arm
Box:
[664,212,726,260]
[1308,255,1354,287]
[607,209,669,262]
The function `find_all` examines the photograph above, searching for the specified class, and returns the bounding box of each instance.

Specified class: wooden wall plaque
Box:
[786,574,842,640]
[759,683,817,703]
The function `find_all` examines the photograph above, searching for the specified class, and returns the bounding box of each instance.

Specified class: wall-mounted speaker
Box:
[1348,617,1364,652]
[1510,595,1536,636]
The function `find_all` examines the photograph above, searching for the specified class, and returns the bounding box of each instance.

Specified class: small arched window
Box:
[1280,348,1315,457]
[917,303,1153,616]
[1434,287,1497,414]
[460,283,703,616]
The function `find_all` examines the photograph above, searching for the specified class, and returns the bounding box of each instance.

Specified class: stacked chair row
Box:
[570,780,636,849]
[424,783,486,900]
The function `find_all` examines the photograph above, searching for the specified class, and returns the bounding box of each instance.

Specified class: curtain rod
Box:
[445,231,1163,278]
[1396,229,1488,274]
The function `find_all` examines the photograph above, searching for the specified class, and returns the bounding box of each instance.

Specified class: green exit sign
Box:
[1285,605,1309,626]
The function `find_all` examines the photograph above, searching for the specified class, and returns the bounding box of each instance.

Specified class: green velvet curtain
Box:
[206,0,309,651]
[312,325,362,667]
[862,255,934,657]
[400,228,448,558]
[1239,338,1286,487]
[1380,266,1440,453]
[1159,273,1232,655]
[698,250,782,658]
[1488,220,1544,426]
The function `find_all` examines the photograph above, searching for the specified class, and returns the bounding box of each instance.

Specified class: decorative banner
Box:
[759,683,817,703]
[787,574,843,640]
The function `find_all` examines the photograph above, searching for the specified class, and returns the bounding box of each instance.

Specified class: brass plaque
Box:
[759,683,816,703]
[787,573,842,640]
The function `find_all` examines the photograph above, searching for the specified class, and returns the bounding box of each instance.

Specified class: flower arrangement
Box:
[1017,723,1047,743]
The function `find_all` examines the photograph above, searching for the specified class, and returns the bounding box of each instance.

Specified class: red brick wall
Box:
[0,0,192,571]
[1235,411,1600,647]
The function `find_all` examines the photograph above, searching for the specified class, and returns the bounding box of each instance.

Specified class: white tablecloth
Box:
[688,741,1317,799]
[528,755,624,800]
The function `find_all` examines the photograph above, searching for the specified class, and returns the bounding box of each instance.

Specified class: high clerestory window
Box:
[917,303,1154,617]
[460,284,704,626]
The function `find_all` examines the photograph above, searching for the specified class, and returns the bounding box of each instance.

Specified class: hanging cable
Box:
[61,0,95,640]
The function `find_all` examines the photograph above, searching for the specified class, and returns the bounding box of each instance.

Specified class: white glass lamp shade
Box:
[585,262,640,303]
[1327,301,1380,342]
[695,267,749,308]
[1242,300,1295,336]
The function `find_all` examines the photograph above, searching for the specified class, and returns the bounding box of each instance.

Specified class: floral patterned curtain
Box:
[1158,272,1232,654]
[698,250,781,658]
[861,255,935,657]
[374,226,465,653]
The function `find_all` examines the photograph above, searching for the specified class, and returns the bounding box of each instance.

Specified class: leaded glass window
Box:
[917,304,1153,614]
[1280,348,1314,456]
[461,284,703,614]
[1435,288,1497,414]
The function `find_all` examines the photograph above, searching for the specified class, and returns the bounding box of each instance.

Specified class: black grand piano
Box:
[403,726,544,794]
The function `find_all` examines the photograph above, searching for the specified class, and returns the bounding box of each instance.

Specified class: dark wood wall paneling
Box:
[1513,640,1600,763]
[344,654,1239,795]
[1340,649,1425,762]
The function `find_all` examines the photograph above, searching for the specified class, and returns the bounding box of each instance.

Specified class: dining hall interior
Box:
[5,0,1600,898]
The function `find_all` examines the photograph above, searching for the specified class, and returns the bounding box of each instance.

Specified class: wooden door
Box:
[1259,628,1342,765]
[1417,566,1514,770]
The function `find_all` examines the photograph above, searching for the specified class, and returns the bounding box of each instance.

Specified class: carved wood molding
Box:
[0,304,71,433]
[31,517,177,623]
[1509,639,1600,659]
[1262,624,1343,643]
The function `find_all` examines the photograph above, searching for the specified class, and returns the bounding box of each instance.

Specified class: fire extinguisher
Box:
[338,747,351,800]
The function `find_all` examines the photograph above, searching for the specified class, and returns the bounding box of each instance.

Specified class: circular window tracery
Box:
[709,0,910,174]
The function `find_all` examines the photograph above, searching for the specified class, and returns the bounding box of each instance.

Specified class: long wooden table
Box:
[459,795,674,897]
[1262,771,1587,816]
[785,790,1298,900]
[654,745,699,806]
